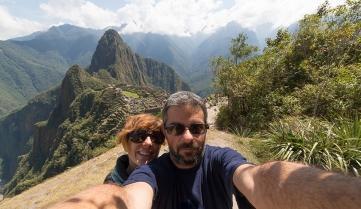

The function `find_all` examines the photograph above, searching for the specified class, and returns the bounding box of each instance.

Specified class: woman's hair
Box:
[117,113,163,152]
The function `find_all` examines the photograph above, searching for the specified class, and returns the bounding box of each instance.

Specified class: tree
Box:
[229,33,258,64]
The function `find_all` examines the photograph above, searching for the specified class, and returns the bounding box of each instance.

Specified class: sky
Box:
[0,0,346,40]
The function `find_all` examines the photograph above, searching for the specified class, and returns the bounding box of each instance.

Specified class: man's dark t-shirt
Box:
[124,145,254,209]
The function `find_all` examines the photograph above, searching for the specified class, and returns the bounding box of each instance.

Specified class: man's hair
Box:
[117,113,163,152]
[162,91,207,124]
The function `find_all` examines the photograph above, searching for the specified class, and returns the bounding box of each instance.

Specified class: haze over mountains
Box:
[0,22,265,118]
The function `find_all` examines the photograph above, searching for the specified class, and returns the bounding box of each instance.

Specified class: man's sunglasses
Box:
[127,130,165,144]
[164,123,209,136]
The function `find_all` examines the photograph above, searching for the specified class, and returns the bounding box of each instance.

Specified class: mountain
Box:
[189,21,260,95]
[0,25,193,118]
[12,24,103,67]
[121,23,261,96]
[0,23,262,117]
[0,29,189,196]
[0,25,103,118]
[89,29,190,92]
[123,33,192,78]
[0,41,68,117]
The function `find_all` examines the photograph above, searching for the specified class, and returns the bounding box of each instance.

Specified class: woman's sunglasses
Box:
[127,130,165,144]
[164,123,209,136]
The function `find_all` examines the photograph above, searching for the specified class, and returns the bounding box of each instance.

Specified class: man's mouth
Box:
[179,147,197,155]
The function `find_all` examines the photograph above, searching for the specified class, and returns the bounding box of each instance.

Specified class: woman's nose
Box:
[143,136,152,146]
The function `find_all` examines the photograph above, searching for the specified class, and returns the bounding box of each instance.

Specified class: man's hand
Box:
[48,182,153,209]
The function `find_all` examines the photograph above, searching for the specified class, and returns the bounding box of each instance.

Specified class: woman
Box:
[104,113,165,185]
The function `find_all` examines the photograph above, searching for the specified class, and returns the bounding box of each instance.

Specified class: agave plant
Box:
[265,116,361,176]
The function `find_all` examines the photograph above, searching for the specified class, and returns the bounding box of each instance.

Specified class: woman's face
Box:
[127,130,163,170]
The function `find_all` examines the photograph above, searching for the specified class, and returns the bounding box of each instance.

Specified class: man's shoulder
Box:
[204,145,248,164]
[205,145,242,155]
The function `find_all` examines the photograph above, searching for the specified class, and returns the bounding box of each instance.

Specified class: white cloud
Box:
[225,0,346,30]
[0,0,348,39]
[116,0,224,35]
[114,0,346,35]
[0,5,43,40]
[40,0,118,28]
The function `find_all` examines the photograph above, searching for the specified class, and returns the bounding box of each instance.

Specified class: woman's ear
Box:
[161,125,166,136]
[122,139,129,152]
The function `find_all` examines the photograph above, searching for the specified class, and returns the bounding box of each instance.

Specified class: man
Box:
[50,91,361,209]
[123,91,253,209]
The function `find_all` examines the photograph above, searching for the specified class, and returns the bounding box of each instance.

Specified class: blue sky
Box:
[0,0,346,40]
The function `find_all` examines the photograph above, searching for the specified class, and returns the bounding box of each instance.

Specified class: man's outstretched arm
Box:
[47,182,153,209]
[233,161,361,209]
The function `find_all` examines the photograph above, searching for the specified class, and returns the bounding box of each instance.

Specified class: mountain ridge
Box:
[0,23,264,117]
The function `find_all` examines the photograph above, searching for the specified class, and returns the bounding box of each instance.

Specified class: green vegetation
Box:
[264,117,361,176]
[214,1,361,175]
[122,90,140,98]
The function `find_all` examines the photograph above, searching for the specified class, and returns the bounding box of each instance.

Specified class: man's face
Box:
[163,104,207,169]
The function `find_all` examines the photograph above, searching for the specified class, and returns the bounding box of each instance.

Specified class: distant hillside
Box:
[12,24,102,67]
[0,41,67,117]
[0,25,103,118]
[0,29,189,196]
[123,33,192,78]
[190,21,260,95]
[0,88,59,183]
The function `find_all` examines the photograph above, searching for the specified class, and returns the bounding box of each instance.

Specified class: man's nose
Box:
[181,128,193,142]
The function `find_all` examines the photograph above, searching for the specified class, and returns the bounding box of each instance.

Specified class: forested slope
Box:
[214,1,361,176]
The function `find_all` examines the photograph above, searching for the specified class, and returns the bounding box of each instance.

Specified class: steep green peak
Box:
[95,29,125,50]
[88,29,131,74]
[101,29,124,44]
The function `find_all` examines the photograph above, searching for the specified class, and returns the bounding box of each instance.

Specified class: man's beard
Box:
[169,141,205,167]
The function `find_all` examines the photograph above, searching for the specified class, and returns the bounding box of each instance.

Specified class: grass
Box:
[122,90,139,98]
[260,116,361,176]
[229,126,253,138]
[0,146,122,209]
